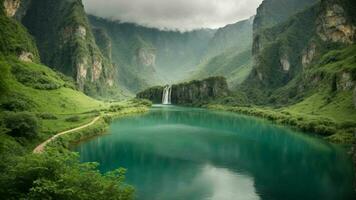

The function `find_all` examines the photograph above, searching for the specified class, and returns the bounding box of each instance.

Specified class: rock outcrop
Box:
[18,51,33,62]
[336,72,354,91]
[136,86,164,104]
[171,77,229,105]
[3,0,20,17]
[280,55,291,72]
[137,77,229,105]
[317,1,355,44]
[136,48,156,67]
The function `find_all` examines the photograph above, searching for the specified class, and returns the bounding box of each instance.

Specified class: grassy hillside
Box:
[0,4,147,198]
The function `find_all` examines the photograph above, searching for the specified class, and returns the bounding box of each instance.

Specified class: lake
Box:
[74,105,356,200]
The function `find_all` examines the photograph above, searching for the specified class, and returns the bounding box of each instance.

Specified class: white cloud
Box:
[82,0,263,31]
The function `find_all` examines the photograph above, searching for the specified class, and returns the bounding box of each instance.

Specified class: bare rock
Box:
[91,57,102,82]
[3,0,20,17]
[136,48,156,67]
[302,43,316,68]
[337,72,354,91]
[18,51,33,62]
[317,3,355,44]
[280,55,290,72]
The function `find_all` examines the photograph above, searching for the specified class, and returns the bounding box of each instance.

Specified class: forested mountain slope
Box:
[192,18,254,88]
[88,15,216,92]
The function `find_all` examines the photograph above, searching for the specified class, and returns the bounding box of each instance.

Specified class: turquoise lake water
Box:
[74,105,356,200]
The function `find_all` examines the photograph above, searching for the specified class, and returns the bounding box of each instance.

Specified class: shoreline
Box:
[205,104,356,145]
[33,106,149,153]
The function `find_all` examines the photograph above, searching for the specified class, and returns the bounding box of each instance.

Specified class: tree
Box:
[3,112,39,138]
[0,149,134,200]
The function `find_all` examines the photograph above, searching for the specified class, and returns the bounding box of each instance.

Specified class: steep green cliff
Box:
[221,0,356,143]
[244,0,356,105]
[137,77,229,105]
[18,0,118,97]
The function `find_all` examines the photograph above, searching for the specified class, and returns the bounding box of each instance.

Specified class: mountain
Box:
[244,0,356,103]
[192,17,254,88]
[253,0,319,32]
[88,15,216,93]
[222,0,356,143]
[205,17,254,59]
[15,0,120,98]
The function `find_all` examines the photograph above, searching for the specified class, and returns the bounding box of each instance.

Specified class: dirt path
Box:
[33,116,101,154]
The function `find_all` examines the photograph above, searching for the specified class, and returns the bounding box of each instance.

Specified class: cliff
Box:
[137,77,229,105]
[18,0,116,97]
[243,0,356,104]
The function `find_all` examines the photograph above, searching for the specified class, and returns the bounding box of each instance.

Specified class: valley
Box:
[0,0,355,199]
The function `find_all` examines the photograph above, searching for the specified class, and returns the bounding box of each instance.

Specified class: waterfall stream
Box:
[162,85,172,104]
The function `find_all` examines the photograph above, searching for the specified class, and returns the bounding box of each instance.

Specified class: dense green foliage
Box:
[0,149,134,200]
[0,7,39,61]
[3,112,39,138]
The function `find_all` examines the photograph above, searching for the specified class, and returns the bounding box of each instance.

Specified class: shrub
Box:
[65,116,80,122]
[109,105,123,112]
[3,112,39,138]
[11,65,61,90]
[0,93,35,112]
[37,112,58,120]
[0,150,134,200]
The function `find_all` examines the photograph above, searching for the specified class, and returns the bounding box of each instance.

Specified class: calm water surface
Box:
[75,105,356,200]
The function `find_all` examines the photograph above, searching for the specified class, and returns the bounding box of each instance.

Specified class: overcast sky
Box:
[82,0,263,31]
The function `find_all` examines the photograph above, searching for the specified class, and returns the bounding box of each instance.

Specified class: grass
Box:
[0,56,151,153]
[0,57,104,114]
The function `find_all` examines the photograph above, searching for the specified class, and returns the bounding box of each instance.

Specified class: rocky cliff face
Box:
[317,0,355,44]
[252,0,318,57]
[3,0,19,17]
[136,86,164,104]
[19,0,115,97]
[135,48,156,67]
[137,77,229,105]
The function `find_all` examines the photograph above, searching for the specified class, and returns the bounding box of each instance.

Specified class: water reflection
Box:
[75,106,356,200]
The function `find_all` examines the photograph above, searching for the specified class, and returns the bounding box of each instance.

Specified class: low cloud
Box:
[82,0,263,31]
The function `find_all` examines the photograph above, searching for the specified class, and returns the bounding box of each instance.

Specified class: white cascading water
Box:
[162,85,172,104]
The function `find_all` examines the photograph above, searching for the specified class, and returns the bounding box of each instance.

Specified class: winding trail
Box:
[33,116,101,154]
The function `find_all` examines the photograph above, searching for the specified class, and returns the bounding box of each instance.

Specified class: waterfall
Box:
[162,85,172,104]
